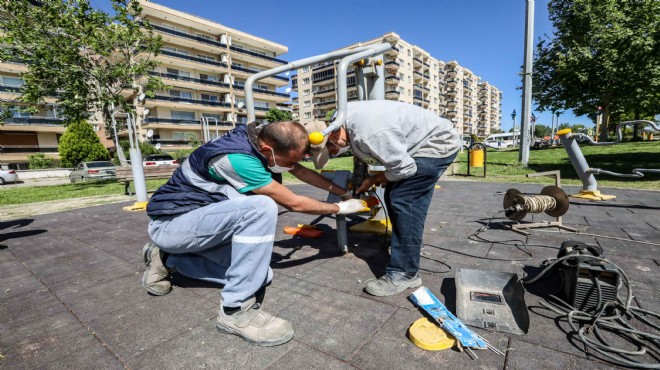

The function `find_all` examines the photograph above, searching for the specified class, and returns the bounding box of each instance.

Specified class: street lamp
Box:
[511,109,517,146]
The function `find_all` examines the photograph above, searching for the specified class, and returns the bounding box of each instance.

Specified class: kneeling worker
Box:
[142,120,364,346]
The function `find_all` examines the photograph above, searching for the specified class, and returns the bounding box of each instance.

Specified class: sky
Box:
[96,0,595,131]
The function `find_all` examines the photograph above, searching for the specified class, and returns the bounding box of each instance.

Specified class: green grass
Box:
[1,142,657,206]
[0,179,168,206]
[452,141,660,190]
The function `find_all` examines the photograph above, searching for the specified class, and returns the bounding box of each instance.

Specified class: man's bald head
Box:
[258,121,310,153]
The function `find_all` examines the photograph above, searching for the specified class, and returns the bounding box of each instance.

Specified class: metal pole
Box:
[558,130,598,191]
[519,0,534,166]
[110,110,128,167]
[125,113,148,203]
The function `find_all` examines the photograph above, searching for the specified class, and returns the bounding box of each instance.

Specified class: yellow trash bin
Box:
[469,148,484,167]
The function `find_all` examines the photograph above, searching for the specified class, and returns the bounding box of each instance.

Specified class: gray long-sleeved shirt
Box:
[345,100,461,181]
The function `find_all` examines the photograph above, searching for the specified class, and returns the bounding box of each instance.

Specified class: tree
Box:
[0,0,166,124]
[325,109,336,121]
[58,120,110,167]
[27,153,55,169]
[533,0,660,142]
[264,108,293,123]
[534,124,552,138]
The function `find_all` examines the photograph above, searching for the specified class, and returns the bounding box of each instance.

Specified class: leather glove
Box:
[335,199,367,215]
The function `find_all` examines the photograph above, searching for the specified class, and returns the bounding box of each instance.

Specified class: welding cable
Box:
[528,256,660,368]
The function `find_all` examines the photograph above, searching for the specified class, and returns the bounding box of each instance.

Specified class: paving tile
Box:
[34,343,124,370]
[268,341,355,370]
[126,319,291,370]
[0,274,51,325]
[505,338,605,369]
[87,288,216,361]
[349,307,506,369]
[57,273,152,322]
[273,274,397,361]
[0,299,97,369]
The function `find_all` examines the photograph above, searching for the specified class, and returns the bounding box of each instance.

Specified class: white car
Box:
[0,169,19,185]
[143,154,178,167]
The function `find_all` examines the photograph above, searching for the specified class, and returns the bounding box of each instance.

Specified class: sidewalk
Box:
[1,181,658,369]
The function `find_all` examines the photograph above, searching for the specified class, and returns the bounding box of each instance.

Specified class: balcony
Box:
[0,85,22,93]
[151,72,231,89]
[385,61,400,70]
[0,145,59,153]
[385,76,400,84]
[2,117,65,125]
[316,100,336,107]
[151,24,287,64]
[413,71,423,81]
[152,95,231,107]
[144,117,201,125]
[385,90,400,97]
[161,50,228,68]
[413,58,423,67]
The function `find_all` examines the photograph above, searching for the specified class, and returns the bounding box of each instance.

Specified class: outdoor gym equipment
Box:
[243,43,392,254]
[558,120,660,200]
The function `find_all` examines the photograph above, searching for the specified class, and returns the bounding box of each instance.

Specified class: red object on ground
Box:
[283,225,324,238]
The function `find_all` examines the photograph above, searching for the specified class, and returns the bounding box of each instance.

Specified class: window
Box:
[201,94,219,101]
[202,113,221,120]
[399,87,405,93]
[173,132,198,141]
[162,46,189,55]
[303,89,311,96]
[9,107,30,118]
[171,111,195,120]
[234,80,245,87]
[170,90,193,99]
[407,49,411,57]
[407,62,411,69]
[256,84,269,91]
[398,72,404,79]
[236,98,247,106]
[408,76,411,83]
[2,76,24,86]
[302,66,310,72]
[254,101,269,109]
[198,54,215,61]
[167,68,190,78]
[161,24,188,34]
[408,89,411,96]
[200,74,218,82]
[196,33,214,41]
[232,62,244,68]
[304,100,311,107]
[302,77,310,85]
[304,112,311,119]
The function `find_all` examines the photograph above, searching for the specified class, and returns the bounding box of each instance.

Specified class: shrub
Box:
[27,152,55,169]
[58,120,110,167]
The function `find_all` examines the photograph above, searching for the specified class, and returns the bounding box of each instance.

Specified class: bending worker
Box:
[310,100,461,297]
[142,120,364,347]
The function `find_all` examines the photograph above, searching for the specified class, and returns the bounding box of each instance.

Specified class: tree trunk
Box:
[632,109,641,141]
[599,106,610,142]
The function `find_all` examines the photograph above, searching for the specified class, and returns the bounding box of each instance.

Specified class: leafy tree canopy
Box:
[58,119,110,166]
[533,0,660,139]
[264,108,293,123]
[0,0,165,123]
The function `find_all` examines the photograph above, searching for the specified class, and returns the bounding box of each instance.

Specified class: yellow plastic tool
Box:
[408,317,456,351]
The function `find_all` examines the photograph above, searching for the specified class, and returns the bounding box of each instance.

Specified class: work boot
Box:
[141,242,172,296]
[216,297,294,347]
[364,272,422,297]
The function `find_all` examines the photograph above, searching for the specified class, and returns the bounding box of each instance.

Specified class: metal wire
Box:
[521,194,556,213]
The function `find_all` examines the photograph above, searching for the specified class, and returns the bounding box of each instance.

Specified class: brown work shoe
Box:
[141,242,171,296]
[216,297,294,346]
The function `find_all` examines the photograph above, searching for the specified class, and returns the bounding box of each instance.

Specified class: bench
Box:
[115,165,178,195]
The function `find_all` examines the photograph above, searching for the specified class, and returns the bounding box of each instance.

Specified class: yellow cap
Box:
[556,128,572,136]
[309,131,325,145]
[408,317,456,351]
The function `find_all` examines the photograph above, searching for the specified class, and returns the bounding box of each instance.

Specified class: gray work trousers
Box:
[148,195,277,307]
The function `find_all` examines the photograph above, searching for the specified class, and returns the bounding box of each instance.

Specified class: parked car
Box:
[0,169,19,185]
[69,161,117,183]
[143,154,178,166]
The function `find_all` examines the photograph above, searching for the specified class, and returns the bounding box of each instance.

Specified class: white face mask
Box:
[268,150,293,173]
[335,144,351,156]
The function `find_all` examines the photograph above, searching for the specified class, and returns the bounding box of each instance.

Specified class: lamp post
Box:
[511,109,517,146]
[554,111,562,144]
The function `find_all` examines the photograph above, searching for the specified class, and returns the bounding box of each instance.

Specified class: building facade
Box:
[0,0,290,169]
[292,32,501,138]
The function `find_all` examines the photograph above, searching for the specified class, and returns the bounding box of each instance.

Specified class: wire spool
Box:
[503,186,569,221]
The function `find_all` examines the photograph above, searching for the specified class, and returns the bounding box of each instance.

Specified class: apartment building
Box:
[133,0,289,149]
[0,0,289,169]
[0,61,111,169]
[292,32,501,137]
